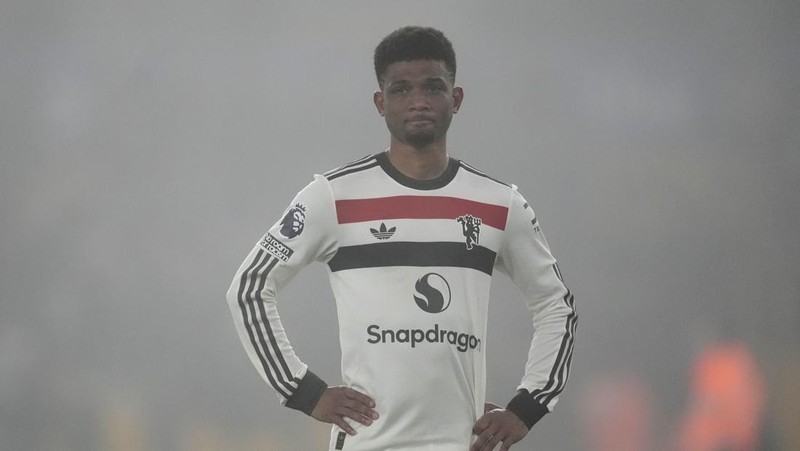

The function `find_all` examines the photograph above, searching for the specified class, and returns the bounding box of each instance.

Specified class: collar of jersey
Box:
[375,151,460,191]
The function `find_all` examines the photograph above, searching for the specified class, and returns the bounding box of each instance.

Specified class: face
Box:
[374,60,463,149]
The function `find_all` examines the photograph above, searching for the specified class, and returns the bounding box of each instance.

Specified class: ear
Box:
[373,90,385,116]
[452,86,464,113]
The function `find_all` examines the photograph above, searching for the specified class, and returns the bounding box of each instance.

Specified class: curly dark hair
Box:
[374,26,456,88]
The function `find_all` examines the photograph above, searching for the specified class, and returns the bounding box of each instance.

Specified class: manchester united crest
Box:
[456,214,481,250]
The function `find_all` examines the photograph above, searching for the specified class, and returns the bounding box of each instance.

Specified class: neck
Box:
[386,140,449,180]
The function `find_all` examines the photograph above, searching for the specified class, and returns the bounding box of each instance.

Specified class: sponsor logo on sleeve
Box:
[279,203,307,239]
[531,217,541,232]
[260,233,294,262]
[524,203,541,232]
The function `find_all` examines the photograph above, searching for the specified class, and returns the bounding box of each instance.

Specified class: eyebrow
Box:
[387,76,447,86]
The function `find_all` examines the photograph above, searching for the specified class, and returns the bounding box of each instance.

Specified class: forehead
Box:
[382,60,451,84]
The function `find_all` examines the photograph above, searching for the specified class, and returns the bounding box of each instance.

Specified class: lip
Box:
[406,116,435,124]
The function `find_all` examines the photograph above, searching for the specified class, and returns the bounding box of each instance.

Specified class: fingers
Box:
[342,388,379,424]
[333,416,357,436]
[471,434,500,451]
[471,410,527,451]
[334,402,377,427]
[314,387,379,436]
[472,413,490,435]
[470,421,499,451]
[346,387,376,408]
[473,428,516,451]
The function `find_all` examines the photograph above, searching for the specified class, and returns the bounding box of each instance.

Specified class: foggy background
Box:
[2,1,798,450]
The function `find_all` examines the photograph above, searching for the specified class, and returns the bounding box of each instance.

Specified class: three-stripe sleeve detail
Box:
[458,161,511,188]
[236,249,300,399]
[324,155,378,181]
[530,288,577,407]
[552,262,563,282]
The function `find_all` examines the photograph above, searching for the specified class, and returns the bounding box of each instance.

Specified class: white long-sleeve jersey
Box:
[226,152,576,451]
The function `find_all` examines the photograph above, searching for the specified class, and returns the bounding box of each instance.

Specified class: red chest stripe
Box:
[335,196,508,230]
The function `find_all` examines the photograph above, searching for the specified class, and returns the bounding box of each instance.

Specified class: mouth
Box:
[406,116,435,125]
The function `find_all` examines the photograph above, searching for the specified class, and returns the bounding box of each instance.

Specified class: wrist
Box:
[285,370,328,416]
[505,389,549,429]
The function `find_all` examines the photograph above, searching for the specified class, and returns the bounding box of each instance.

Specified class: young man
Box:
[226,26,576,451]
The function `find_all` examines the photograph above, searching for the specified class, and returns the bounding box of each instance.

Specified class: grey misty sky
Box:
[1,1,798,449]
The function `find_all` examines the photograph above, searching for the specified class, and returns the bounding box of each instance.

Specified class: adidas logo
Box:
[370,223,396,240]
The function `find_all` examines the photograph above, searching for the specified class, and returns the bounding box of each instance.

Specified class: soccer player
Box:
[226,26,576,451]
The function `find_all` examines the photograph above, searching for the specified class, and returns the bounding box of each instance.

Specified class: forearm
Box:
[226,245,310,403]
[226,175,339,406]
[517,288,577,412]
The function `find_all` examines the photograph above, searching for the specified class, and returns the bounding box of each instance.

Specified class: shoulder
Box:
[456,159,515,189]
[322,154,380,181]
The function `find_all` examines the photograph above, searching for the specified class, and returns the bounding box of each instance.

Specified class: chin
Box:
[404,132,438,148]
[407,139,436,150]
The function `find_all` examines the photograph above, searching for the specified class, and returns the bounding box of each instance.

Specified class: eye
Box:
[389,86,409,95]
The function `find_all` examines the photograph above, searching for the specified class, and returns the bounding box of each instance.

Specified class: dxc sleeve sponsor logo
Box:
[260,234,294,262]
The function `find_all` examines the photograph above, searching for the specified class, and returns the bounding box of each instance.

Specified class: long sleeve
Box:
[225,174,338,413]
[495,188,577,428]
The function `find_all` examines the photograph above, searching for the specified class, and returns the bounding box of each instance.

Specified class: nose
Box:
[408,89,431,111]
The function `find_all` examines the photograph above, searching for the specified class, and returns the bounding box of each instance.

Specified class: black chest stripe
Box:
[328,242,496,275]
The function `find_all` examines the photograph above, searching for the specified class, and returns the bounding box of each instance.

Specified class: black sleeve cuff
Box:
[284,370,328,416]
[506,389,549,429]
